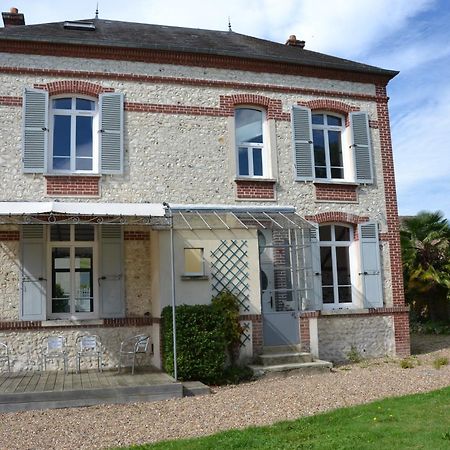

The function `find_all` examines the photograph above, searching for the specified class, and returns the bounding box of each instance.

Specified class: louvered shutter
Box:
[21,225,46,320]
[350,112,373,184]
[359,222,383,308]
[100,226,124,317]
[310,224,322,309]
[22,88,48,173]
[291,106,314,180]
[99,92,124,174]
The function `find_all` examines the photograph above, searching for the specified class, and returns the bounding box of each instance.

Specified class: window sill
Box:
[181,275,209,281]
[235,177,276,183]
[320,308,369,316]
[44,173,101,178]
[42,319,104,327]
[312,180,359,186]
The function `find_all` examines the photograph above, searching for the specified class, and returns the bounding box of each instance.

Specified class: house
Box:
[0,8,410,373]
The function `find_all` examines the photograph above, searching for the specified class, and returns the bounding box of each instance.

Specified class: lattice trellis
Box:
[239,321,252,348]
[211,240,250,311]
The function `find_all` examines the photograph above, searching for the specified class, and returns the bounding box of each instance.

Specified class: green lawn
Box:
[119,386,450,450]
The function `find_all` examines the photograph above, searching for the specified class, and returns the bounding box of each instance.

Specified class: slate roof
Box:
[0,18,398,79]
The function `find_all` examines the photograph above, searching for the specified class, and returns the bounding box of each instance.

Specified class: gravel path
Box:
[1,334,450,450]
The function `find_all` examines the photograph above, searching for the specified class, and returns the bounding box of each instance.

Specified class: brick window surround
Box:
[45,175,101,197]
[33,80,115,97]
[314,183,358,202]
[236,180,276,200]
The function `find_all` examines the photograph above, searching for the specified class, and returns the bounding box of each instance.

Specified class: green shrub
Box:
[433,357,449,370]
[161,291,246,384]
[346,345,362,363]
[400,358,415,369]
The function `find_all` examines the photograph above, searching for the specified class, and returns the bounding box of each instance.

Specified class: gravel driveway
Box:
[1,334,449,450]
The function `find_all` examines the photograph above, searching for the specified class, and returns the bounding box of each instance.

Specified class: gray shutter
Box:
[99,92,124,174]
[359,222,383,308]
[350,112,373,184]
[21,225,46,320]
[22,88,48,173]
[291,105,314,180]
[310,224,322,310]
[100,226,124,318]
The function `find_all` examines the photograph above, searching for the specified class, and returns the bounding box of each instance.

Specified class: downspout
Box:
[163,202,178,381]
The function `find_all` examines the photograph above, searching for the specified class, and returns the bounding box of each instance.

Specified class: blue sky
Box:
[6,0,450,219]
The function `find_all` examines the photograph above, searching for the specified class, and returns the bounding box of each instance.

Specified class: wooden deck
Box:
[0,367,191,413]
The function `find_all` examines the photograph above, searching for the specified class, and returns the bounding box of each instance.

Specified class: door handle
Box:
[270,295,273,309]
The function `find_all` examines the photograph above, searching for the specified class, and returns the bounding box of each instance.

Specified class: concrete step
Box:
[249,360,333,378]
[262,345,303,354]
[258,352,314,366]
[182,381,210,397]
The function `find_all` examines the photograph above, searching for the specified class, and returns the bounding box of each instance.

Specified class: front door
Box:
[259,229,300,346]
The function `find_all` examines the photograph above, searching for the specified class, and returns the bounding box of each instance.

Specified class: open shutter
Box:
[99,92,124,174]
[359,222,383,308]
[310,224,322,310]
[350,111,373,184]
[22,88,48,173]
[100,226,124,318]
[21,225,46,320]
[291,105,314,180]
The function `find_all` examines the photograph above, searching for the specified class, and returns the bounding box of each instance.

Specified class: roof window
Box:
[63,21,95,31]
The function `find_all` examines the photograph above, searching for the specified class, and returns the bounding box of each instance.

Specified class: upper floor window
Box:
[311,113,344,180]
[292,106,374,184]
[235,107,266,178]
[50,97,98,172]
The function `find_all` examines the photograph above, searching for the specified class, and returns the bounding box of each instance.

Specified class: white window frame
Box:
[319,223,354,309]
[48,95,99,174]
[235,106,269,179]
[311,112,347,182]
[46,225,99,319]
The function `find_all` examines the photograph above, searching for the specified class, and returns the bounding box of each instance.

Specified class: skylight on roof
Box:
[63,21,95,31]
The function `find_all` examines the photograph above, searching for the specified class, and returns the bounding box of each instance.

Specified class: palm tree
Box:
[401,211,450,322]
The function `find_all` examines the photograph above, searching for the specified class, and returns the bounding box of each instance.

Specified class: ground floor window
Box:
[48,225,97,318]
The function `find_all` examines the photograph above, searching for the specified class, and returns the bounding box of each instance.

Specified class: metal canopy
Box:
[170,204,311,231]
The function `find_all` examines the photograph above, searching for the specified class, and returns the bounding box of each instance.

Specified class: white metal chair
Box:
[0,342,10,372]
[76,335,103,373]
[41,336,68,373]
[118,334,151,374]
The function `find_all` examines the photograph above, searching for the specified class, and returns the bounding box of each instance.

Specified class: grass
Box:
[118,386,450,450]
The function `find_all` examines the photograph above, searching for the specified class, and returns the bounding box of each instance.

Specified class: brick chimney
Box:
[2,7,25,27]
[285,35,305,49]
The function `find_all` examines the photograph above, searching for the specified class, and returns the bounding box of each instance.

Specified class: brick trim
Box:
[221,94,290,120]
[393,312,411,357]
[0,41,393,86]
[34,80,114,97]
[0,95,22,106]
[124,231,150,240]
[305,212,369,224]
[235,180,276,200]
[299,306,409,320]
[45,175,100,197]
[298,99,360,115]
[0,230,20,241]
[314,183,358,202]
[0,317,153,330]
[0,66,380,102]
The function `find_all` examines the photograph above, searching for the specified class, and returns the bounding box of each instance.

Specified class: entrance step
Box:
[251,345,332,378]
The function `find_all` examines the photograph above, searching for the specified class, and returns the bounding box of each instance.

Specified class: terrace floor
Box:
[0,367,208,413]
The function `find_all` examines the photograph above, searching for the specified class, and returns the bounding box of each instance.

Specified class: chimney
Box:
[285,35,305,49]
[2,7,25,27]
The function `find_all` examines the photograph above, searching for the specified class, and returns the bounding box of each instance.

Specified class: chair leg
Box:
[132,353,136,375]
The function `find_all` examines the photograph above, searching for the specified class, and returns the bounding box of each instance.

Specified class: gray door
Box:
[259,229,300,346]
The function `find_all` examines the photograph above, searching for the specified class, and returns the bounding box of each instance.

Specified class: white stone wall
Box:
[317,315,395,362]
[0,325,155,372]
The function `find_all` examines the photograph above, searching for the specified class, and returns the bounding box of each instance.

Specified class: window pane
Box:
[328,130,343,172]
[336,247,351,285]
[75,247,92,269]
[315,167,327,178]
[327,115,342,126]
[184,248,203,274]
[335,225,350,241]
[320,246,333,285]
[53,115,71,157]
[75,225,95,241]
[252,148,263,176]
[312,114,324,125]
[76,116,93,157]
[52,247,71,313]
[235,109,263,144]
[331,167,344,178]
[75,247,93,313]
[50,225,71,242]
[319,225,332,241]
[76,98,95,111]
[53,98,72,109]
[338,286,352,303]
[313,130,326,165]
[322,287,334,304]
[238,147,249,176]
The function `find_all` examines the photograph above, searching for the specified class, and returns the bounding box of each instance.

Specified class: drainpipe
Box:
[163,202,177,381]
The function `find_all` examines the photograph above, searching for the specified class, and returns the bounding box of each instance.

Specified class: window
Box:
[312,113,344,180]
[184,248,204,276]
[48,224,97,318]
[318,224,353,307]
[235,108,266,177]
[291,106,373,184]
[50,97,98,172]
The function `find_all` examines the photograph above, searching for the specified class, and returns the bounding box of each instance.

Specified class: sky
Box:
[4,0,450,219]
